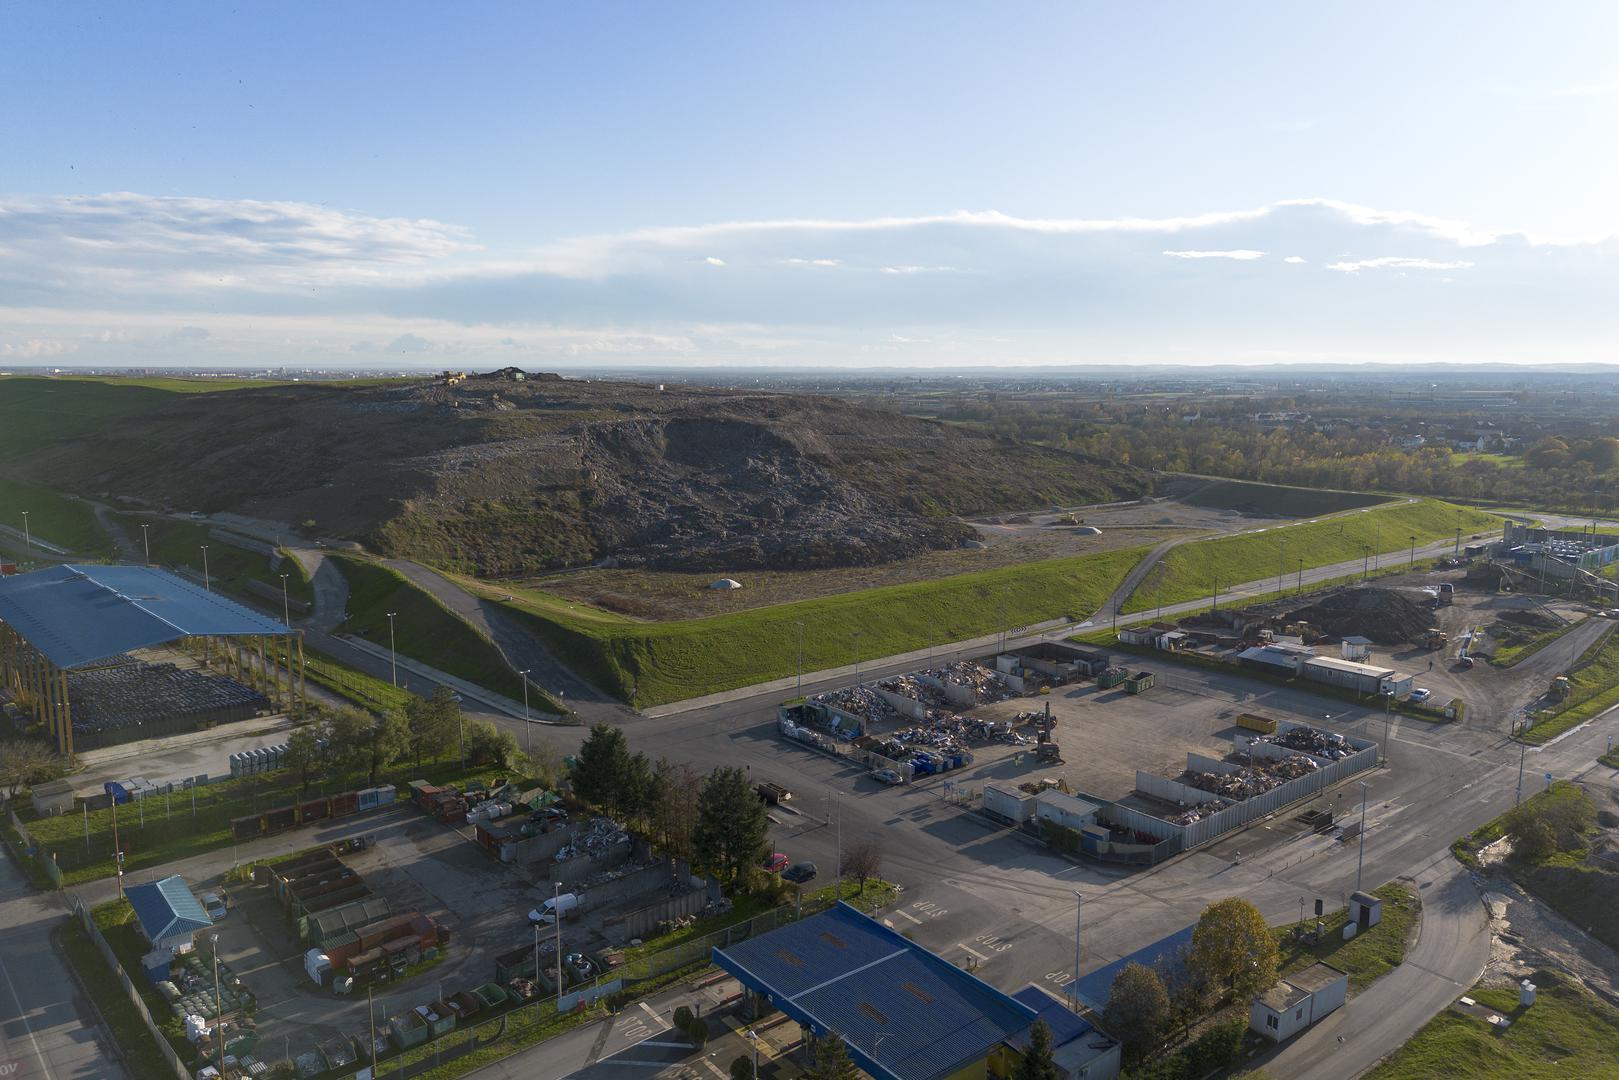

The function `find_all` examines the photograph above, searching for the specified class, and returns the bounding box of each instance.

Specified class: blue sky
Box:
[3,2,1617,368]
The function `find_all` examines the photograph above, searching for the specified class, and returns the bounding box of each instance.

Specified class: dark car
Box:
[782,861,818,884]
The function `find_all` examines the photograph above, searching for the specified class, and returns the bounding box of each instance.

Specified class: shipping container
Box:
[1236,713,1279,735]
[330,791,360,817]
[1125,671,1155,694]
[373,785,397,806]
[232,815,263,841]
[322,931,362,968]
[299,797,331,824]
[264,806,297,833]
[1097,667,1129,689]
[419,1001,456,1038]
[389,1011,429,1051]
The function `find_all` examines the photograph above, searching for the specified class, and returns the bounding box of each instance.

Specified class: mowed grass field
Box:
[1122,499,1502,613]
[1364,978,1619,1080]
[333,555,560,711]
[455,544,1150,706]
[1522,625,1619,744]
[0,473,111,556]
[1179,477,1392,516]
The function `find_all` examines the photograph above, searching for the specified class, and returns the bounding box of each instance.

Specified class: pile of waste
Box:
[813,685,899,722]
[1164,801,1225,825]
[877,674,949,708]
[1265,726,1358,760]
[1229,752,1320,780]
[1179,768,1279,800]
[1278,587,1433,645]
[916,661,1014,705]
[555,816,628,861]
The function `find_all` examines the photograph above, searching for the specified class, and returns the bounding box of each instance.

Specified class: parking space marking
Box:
[698,1058,729,1080]
[894,909,922,925]
[959,943,990,962]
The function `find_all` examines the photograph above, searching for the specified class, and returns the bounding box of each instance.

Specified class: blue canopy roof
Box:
[714,903,1037,1080]
[1008,986,1093,1050]
[127,875,212,944]
[0,564,289,670]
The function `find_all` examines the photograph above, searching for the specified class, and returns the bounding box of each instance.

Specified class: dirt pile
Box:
[14,373,1151,576]
[1497,608,1561,630]
[1281,587,1433,644]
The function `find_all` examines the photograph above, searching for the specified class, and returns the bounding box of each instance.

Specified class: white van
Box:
[528,892,582,925]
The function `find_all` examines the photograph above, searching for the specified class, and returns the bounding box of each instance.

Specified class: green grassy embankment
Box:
[456,545,1151,706]
[1272,882,1417,993]
[1490,616,1594,668]
[1123,499,1503,614]
[1364,976,1619,1080]
[334,556,561,712]
[1179,478,1393,517]
[0,474,113,556]
[1520,626,1619,744]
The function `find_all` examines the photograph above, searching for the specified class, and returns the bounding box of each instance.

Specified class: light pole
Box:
[140,523,151,564]
[1355,781,1369,893]
[1515,736,1528,806]
[1382,690,1394,763]
[519,668,532,751]
[533,920,542,1019]
[746,1028,761,1080]
[1362,544,1370,581]
[1072,891,1083,1013]
[199,545,211,591]
[1296,558,1303,595]
[19,511,29,554]
[212,934,225,1079]
[852,631,864,687]
[279,573,290,627]
[386,611,398,686]
[1408,535,1417,568]
[554,882,564,1012]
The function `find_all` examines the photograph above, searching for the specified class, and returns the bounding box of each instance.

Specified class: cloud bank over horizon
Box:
[1,191,1614,369]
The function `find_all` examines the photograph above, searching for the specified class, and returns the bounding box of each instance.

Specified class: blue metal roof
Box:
[127,875,213,944]
[1064,924,1194,1012]
[1007,986,1093,1050]
[0,564,288,669]
[714,903,1037,1080]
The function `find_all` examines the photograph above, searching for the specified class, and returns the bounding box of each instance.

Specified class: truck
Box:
[1550,675,1571,701]
[755,781,792,805]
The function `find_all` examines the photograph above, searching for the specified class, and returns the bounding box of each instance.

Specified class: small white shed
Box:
[1250,963,1348,1043]
[1349,891,1383,929]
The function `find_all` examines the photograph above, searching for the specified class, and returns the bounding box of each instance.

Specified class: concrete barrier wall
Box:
[513,823,581,868]
[1135,770,1231,810]
[1186,752,1243,776]
[583,858,681,909]
[610,888,713,942]
[553,840,631,885]
[944,683,977,708]
[873,688,927,721]
[1003,673,1028,693]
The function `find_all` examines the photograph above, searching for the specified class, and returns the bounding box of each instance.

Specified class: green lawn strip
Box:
[0,474,113,556]
[1272,882,1417,993]
[1490,616,1594,668]
[119,513,315,607]
[333,556,561,712]
[1364,977,1619,1080]
[271,639,416,714]
[56,917,175,1078]
[463,546,1151,706]
[1178,478,1393,516]
[1122,499,1502,614]
[619,893,776,964]
[1450,451,1526,469]
[1520,626,1619,744]
[90,900,194,1055]
[21,757,518,886]
[1600,751,1619,769]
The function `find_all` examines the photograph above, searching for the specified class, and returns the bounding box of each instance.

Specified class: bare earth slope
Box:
[11,372,1150,576]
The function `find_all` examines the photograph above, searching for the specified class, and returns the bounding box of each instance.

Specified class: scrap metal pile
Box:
[1178,753,1319,801]
[1264,726,1359,760]
[554,816,629,862]
[1164,801,1225,825]
[915,661,1015,705]
[877,674,949,708]
[812,685,899,722]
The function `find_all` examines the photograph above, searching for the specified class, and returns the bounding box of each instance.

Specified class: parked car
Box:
[202,891,228,920]
[1409,688,1432,703]
[872,769,902,785]
[782,862,818,884]
[763,853,789,873]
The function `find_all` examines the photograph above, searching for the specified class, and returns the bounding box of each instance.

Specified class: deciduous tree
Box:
[1188,897,1278,1002]
[1103,961,1170,1064]
[0,737,64,803]
[840,837,881,895]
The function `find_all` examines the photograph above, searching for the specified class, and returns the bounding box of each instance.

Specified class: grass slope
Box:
[463,545,1150,705]
[334,555,559,711]
[121,514,314,607]
[0,377,191,460]
[1123,499,1502,614]
[1365,977,1619,1080]
[1521,625,1619,744]
[1491,616,1594,668]
[0,474,111,555]
[1273,882,1417,992]
[1180,478,1392,517]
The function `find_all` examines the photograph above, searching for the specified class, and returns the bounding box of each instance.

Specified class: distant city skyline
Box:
[3,2,1617,369]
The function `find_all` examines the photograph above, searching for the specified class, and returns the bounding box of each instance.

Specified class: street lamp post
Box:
[1355,781,1369,893]
[279,573,290,627]
[212,934,225,1078]
[20,511,29,554]
[385,611,398,686]
[796,621,805,699]
[1296,558,1303,595]
[1072,891,1083,1012]
[139,523,151,563]
[519,668,532,751]
[852,631,864,687]
[533,920,542,1019]
[1515,736,1528,806]
[554,882,564,1011]
[1409,536,1417,568]
[199,545,211,591]
[746,1029,760,1080]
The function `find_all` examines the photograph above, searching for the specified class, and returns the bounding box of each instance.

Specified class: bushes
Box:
[1502,783,1595,863]
[1122,1022,1245,1080]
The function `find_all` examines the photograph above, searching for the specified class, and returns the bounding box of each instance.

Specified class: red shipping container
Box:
[324,931,361,967]
[299,798,331,823]
[330,792,360,817]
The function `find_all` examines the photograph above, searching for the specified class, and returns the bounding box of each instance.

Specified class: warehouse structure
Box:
[0,564,301,758]
[714,902,1039,1080]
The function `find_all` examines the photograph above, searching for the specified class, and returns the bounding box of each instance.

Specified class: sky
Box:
[2,2,1617,370]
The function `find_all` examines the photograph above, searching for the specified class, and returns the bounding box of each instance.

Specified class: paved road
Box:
[0,848,121,1080]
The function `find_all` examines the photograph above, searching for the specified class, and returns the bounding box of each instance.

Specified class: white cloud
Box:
[1283,256,1307,264]
[782,257,842,267]
[0,338,72,358]
[1325,256,1476,274]
[703,256,727,267]
[880,264,957,274]
[1162,249,1266,260]
[386,333,433,353]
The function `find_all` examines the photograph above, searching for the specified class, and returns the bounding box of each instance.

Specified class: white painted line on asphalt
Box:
[959,943,990,962]
[893,909,922,925]
[640,1041,691,1048]
[607,1061,678,1068]
[698,1057,730,1080]
[0,942,55,1080]
[638,1001,667,1029]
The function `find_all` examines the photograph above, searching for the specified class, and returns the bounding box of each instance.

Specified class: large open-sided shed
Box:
[713,903,1038,1080]
[0,564,302,758]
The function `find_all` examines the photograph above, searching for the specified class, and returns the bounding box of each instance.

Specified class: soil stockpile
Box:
[1281,587,1432,644]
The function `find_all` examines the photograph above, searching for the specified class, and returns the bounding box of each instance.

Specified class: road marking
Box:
[638,1001,665,1028]
[640,1040,691,1048]
[607,1061,679,1068]
[0,939,55,1080]
[959,943,990,962]
[698,1057,730,1080]
[893,909,922,925]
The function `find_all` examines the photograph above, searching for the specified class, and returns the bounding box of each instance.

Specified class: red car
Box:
[763,853,789,873]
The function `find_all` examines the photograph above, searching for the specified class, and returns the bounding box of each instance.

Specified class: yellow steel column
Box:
[58,668,73,762]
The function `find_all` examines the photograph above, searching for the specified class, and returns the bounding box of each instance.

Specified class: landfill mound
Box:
[1497,608,1561,630]
[1282,587,1432,645]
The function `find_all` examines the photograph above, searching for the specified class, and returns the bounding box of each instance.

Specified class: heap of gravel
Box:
[1282,587,1434,645]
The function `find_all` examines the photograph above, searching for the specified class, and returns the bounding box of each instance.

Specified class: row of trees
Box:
[1103,897,1279,1068]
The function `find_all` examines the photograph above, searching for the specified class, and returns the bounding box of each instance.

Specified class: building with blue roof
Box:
[1008,986,1121,1080]
[126,874,213,980]
[1063,924,1195,1014]
[0,564,301,758]
[713,902,1038,1080]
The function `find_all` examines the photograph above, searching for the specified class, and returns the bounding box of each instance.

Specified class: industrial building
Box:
[126,875,215,979]
[714,902,1040,1080]
[1004,987,1120,1080]
[1237,643,1414,697]
[1249,963,1348,1042]
[0,564,302,758]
